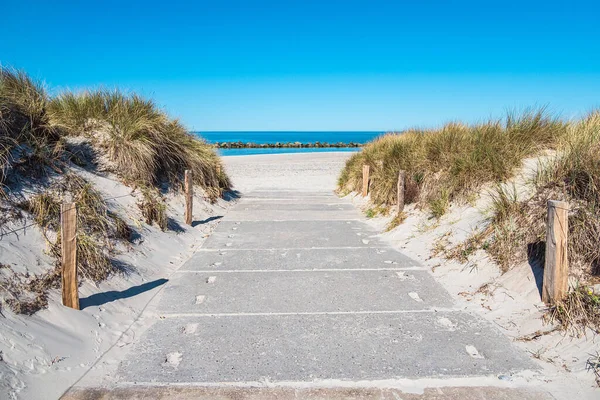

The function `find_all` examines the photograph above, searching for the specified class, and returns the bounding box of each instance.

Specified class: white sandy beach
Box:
[223,152,352,192]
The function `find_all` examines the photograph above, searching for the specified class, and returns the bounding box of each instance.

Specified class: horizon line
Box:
[192,130,388,133]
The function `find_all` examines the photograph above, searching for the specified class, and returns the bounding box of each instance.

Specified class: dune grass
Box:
[338,109,565,214]
[1,67,230,314]
[0,68,62,190]
[487,111,600,282]
[342,109,599,331]
[48,90,229,201]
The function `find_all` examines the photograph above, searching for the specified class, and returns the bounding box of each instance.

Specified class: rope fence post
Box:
[184,170,193,225]
[542,200,569,304]
[61,202,79,310]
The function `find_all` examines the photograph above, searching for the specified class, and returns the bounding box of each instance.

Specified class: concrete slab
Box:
[159,270,453,314]
[224,210,361,221]
[202,221,383,249]
[64,385,554,400]
[116,312,536,383]
[242,191,340,199]
[181,248,421,271]
[234,202,355,211]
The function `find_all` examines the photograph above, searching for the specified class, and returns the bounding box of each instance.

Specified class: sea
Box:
[193,131,383,156]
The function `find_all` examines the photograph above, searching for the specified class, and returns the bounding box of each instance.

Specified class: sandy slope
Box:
[0,169,232,400]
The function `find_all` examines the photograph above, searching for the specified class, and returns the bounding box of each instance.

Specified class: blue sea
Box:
[193,131,383,156]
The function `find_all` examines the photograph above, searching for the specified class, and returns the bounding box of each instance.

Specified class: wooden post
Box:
[542,200,569,304]
[185,170,193,225]
[397,170,406,213]
[362,165,370,197]
[61,202,79,310]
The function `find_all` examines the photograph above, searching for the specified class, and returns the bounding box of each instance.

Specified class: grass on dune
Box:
[0,68,63,190]
[48,90,229,201]
[1,67,230,314]
[487,111,600,280]
[339,109,565,214]
[416,110,600,333]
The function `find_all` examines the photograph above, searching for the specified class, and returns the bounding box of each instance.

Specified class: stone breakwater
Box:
[213,141,363,149]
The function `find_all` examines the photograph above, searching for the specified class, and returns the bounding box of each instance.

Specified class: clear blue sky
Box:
[3,0,599,131]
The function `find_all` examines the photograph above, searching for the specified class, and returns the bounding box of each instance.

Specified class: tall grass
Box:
[1,68,231,313]
[488,111,600,279]
[48,90,229,201]
[338,109,565,215]
[0,68,62,188]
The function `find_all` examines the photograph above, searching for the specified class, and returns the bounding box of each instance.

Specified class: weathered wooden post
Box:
[397,170,406,213]
[184,170,193,225]
[542,200,569,304]
[362,165,370,197]
[61,202,79,310]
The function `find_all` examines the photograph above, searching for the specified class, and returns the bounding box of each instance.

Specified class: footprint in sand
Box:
[206,276,216,284]
[362,239,370,244]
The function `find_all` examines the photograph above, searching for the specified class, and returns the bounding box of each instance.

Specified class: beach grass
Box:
[338,108,565,212]
[48,89,229,201]
[1,67,230,313]
[487,111,600,282]
[342,107,600,327]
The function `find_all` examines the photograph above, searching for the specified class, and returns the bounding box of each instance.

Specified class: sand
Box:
[0,168,231,400]
[1,151,598,399]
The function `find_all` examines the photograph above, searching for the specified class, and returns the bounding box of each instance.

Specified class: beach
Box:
[223,151,353,192]
[1,151,598,399]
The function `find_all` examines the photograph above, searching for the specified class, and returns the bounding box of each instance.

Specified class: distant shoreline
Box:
[212,141,363,149]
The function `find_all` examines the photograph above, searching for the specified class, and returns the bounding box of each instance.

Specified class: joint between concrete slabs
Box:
[195,246,388,252]
[174,267,428,273]
[158,308,462,318]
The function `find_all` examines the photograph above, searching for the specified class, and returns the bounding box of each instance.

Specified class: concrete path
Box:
[65,190,548,399]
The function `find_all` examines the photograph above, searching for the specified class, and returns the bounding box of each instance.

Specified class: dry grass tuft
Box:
[138,187,168,231]
[2,268,60,315]
[386,212,407,231]
[545,286,600,336]
[14,173,134,301]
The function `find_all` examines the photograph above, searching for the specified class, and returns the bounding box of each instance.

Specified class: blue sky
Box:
[3,0,599,131]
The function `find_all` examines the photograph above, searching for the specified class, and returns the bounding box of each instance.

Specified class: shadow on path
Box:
[79,278,168,310]
[192,215,223,227]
